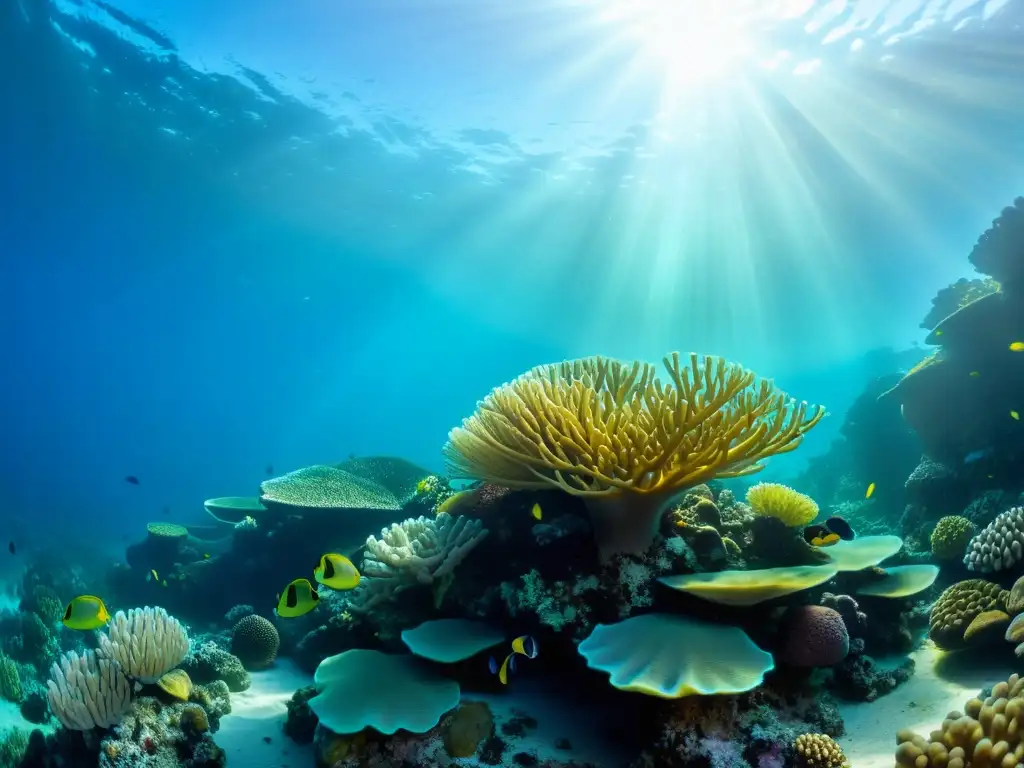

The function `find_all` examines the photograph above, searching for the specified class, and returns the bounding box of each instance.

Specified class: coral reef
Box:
[794,733,848,767]
[931,515,977,562]
[964,506,1024,572]
[181,641,251,692]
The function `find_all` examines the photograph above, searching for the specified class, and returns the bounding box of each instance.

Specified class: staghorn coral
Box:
[896,672,1024,767]
[746,483,819,527]
[964,506,1024,573]
[794,733,847,767]
[444,353,823,559]
[354,513,487,610]
[230,615,279,670]
[929,580,1008,651]
[46,649,133,730]
[932,515,977,562]
[98,607,189,684]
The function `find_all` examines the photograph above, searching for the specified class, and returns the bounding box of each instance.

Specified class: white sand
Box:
[216,659,315,768]
[838,643,1009,767]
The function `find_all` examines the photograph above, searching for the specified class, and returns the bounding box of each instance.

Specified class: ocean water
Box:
[2,0,1024,766]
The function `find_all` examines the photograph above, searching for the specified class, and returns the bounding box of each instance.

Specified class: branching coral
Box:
[444,353,823,558]
[353,513,487,610]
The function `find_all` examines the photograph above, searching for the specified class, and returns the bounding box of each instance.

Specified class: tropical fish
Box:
[810,532,841,547]
[511,635,538,659]
[1013,411,1021,421]
[964,448,994,464]
[314,554,360,591]
[531,503,542,521]
[865,482,876,499]
[802,524,830,545]
[276,578,320,618]
[203,553,211,559]
[124,476,140,485]
[823,516,855,541]
[62,595,111,631]
[1011,341,1024,352]
[488,653,517,685]
[147,569,159,583]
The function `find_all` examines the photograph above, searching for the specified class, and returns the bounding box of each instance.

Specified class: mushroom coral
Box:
[444,353,823,559]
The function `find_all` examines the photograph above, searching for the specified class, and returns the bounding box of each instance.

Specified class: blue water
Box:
[1,0,1023,554]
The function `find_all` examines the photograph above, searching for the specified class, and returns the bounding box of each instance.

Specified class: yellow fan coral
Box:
[746,483,818,527]
[444,353,823,559]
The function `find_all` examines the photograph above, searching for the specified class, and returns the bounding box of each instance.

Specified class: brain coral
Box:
[745,483,819,527]
[444,353,823,559]
[231,615,280,670]
[931,515,976,562]
[895,672,1024,767]
[964,506,1024,573]
[777,605,849,667]
[929,579,1008,651]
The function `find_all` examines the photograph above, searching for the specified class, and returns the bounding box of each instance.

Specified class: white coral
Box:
[964,506,1024,573]
[353,513,487,608]
[97,606,189,683]
[46,649,132,730]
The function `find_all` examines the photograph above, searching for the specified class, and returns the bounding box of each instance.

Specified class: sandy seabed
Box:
[838,642,1012,768]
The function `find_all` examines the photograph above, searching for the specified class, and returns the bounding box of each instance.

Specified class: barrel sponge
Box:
[444,353,823,559]
[309,650,460,735]
[929,579,1008,651]
[931,515,976,562]
[400,619,503,663]
[895,673,1024,767]
[745,483,819,527]
[964,506,1024,573]
[777,606,849,667]
[231,615,280,670]
[577,612,774,698]
[97,606,189,684]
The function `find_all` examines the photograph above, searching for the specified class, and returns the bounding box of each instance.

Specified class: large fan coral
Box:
[444,353,823,558]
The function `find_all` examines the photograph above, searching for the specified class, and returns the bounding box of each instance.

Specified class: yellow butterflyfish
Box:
[276,578,320,618]
[865,482,876,499]
[62,595,111,631]
[314,553,360,591]
[531,503,542,521]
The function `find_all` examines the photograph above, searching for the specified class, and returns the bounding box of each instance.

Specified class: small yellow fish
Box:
[865,482,876,499]
[811,533,841,547]
[531,503,542,521]
[436,489,473,516]
[969,371,980,377]
[276,578,320,618]
[489,653,516,685]
[146,569,159,582]
[511,635,539,658]
[1010,341,1024,352]
[935,329,944,336]
[314,553,360,591]
[62,595,111,631]
[1013,411,1020,421]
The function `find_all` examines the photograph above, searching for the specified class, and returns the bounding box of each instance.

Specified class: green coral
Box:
[23,585,63,626]
[0,655,21,703]
[0,727,28,768]
[931,515,976,561]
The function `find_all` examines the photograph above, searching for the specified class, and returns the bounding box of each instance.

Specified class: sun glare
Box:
[596,0,763,86]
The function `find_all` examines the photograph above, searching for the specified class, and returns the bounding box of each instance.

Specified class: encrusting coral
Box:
[895,672,1024,767]
[444,353,823,559]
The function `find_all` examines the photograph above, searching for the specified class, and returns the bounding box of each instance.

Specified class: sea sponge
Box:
[309,650,460,735]
[231,615,280,670]
[577,612,775,697]
[895,672,1024,767]
[97,606,189,683]
[777,606,850,667]
[795,733,847,767]
[658,565,838,607]
[442,701,493,758]
[444,353,823,559]
[931,515,976,561]
[964,506,1024,572]
[746,483,819,527]
[929,579,1009,650]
